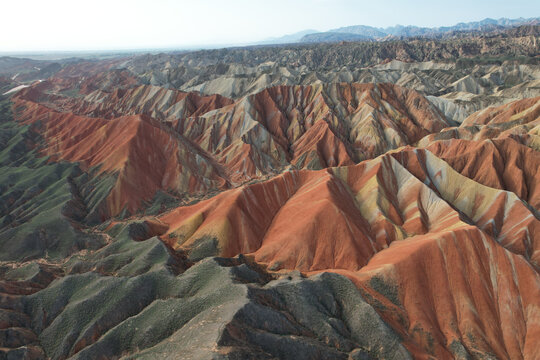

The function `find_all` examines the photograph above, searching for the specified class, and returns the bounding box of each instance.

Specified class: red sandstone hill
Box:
[425,138,540,208]
[4,72,540,359]
[158,137,540,358]
[176,82,451,180]
[12,81,452,216]
[461,96,540,126]
[12,98,230,217]
[160,137,540,270]
[20,81,450,182]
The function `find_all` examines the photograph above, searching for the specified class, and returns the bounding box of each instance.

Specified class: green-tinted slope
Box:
[0,96,114,261]
[25,248,408,359]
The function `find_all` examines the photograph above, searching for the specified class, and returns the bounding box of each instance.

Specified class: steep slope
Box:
[58,84,234,122]
[157,138,540,359]
[461,95,540,126]
[0,96,109,262]
[348,224,540,359]
[425,138,540,208]
[419,96,540,149]
[2,50,540,360]
[19,233,411,360]
[160,140,540,269]
[12,97,230,218]
[177,83,450,180]
[13,80,452,193]
[0,216,411,360]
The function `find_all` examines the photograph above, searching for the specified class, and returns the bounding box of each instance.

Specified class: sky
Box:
[1,0,538,52]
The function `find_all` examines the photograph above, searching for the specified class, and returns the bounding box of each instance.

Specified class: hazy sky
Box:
[1,0,538,51]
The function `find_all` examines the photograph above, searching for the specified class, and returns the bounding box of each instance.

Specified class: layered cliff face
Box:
[1,48,540,360]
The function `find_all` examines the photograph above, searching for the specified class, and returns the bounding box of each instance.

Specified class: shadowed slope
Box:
[161,139,540,268]
[11,81,453,217]
[12,98,230,217]
[176,83,450,180]
[158,138,540,359]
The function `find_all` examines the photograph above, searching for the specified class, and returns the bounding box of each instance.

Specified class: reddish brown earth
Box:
[11,81,451,216]
[160,138,540,268]
[425,138,540,208]
[13,97,230,217]
[154,92,540,358]
[348,225,540,359]
[176,83,450,180]
[28,82,449,184]
[159,137,540,359]
[5,72,540,359]
[461,96,540,126]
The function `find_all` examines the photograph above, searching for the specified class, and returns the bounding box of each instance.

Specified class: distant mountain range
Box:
[257,29,319,45]
[258,17,540,44]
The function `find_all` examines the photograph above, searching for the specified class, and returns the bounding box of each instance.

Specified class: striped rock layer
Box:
[5,76,540,359]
